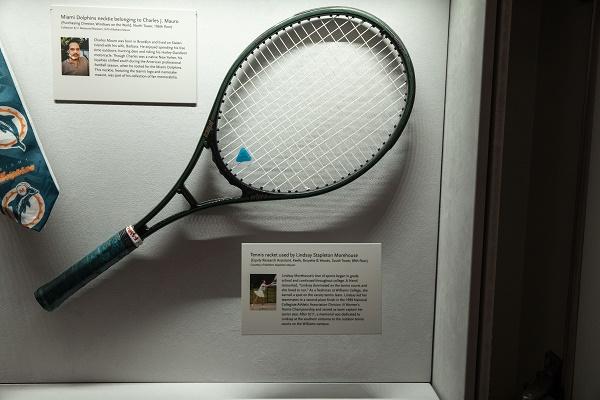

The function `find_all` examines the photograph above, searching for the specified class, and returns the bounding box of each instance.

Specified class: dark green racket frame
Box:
[34,6,415,311]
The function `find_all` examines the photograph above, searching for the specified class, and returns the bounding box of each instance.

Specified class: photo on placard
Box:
[61,37,89,76]
[249,274,277,311]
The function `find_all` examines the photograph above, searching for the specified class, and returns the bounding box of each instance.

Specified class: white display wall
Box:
[0,0,449,385]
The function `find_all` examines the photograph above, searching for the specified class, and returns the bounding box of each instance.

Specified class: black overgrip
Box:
[34,227,139,311]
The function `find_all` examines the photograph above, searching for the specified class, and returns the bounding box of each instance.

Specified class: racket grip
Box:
[34,227,141,311]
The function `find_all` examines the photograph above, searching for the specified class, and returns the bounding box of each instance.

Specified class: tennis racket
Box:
[35,6,415,311]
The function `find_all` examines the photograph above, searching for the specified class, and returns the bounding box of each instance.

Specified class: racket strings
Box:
[218,20,385,188]
[219,19,367,130]
[227,20,401,170]
[221,38,400,158]
[234,18,357,87]
[257,75,404,190]
[245,67,406,187]
[216,15,408,193]
[227,42,403,190]
[229,55,392,189]
[219,18,390,132]
[260,84,406,189]
[220,48,401,163]
[224,37,401,171]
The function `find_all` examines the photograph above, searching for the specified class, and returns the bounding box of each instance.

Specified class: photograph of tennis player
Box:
[250,274,277,310]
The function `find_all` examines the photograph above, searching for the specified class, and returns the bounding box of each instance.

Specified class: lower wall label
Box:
[241,243,381,335]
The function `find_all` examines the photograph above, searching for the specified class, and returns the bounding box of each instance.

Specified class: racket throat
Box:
[177,184,198,207]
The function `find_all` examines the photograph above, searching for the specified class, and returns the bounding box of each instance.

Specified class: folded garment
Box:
[0,41,59,231]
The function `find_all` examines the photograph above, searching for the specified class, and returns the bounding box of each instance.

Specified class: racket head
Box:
[207,7,415,198]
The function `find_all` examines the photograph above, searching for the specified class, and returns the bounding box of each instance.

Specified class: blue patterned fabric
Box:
[0,46,58,231]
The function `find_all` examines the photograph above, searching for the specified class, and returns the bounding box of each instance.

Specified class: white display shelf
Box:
[0,383,439,400]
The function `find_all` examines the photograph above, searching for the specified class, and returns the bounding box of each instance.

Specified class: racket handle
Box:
[34,226,142,311]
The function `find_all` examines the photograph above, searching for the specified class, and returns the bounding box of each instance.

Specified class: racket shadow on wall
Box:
[34,6,416,311]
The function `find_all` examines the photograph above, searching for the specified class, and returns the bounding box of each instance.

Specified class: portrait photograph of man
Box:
[61,37,89,76]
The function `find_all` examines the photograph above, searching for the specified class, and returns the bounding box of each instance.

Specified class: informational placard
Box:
[50,6,197,103]
[242,243,381,335]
